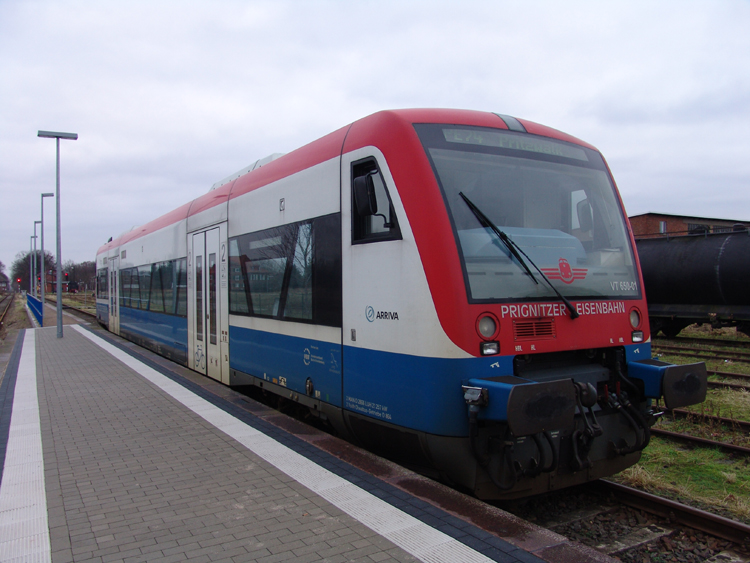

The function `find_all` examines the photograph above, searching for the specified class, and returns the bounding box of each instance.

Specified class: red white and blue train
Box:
[95,109,707,498]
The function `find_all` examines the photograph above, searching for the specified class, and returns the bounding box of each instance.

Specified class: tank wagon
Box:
[636,228,750,338]
[95,109,706,499]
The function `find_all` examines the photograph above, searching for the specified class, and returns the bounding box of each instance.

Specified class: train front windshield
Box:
[415,124,640,302]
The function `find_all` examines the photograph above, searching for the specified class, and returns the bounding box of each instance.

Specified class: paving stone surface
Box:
[34,327,419,563]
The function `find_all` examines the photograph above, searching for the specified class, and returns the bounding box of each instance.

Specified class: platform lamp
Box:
[33,220,41,298]
[41,192,54,317]
[38,130,78,338]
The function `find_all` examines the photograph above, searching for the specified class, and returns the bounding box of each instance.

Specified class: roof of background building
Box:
[629,212,748,223]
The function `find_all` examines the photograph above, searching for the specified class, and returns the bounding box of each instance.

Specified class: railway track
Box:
[708,369,750,382]
[511,479,748,560]
[650,427,750,456]
[708,379,750,392]
[598,481,750,547]
[44,297,96,320]
[653,343,750,364]
[666,408,750,432]
[0,293,15,328]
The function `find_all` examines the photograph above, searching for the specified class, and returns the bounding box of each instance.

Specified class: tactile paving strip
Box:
[0,330,51,562]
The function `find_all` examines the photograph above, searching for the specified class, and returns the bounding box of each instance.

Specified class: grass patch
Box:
[0,296,32,341]
[679,324,750,342]
[613,436,750,523]
[679,388,750,422]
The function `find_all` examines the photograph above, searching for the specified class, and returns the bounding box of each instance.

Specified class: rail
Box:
[708,369,750,382]
[597,480,750,545]
[0,293,16,329]
[653,343,750,364]
[707,379,750,392]
[666,408,750,432]
[650,427,750,456]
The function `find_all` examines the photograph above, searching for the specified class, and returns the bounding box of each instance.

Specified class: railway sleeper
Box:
[594,523,674,557]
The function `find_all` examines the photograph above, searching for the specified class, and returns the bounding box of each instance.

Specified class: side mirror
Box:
[577,199,593,232]
[353,173,378,217]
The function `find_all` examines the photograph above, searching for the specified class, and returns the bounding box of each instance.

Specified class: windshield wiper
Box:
[459,192,579,320]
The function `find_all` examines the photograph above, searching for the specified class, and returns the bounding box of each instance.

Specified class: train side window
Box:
[149,262,166,313]
[241,226,292,317]
[175,258,188,317]
[97,268,108,299]
[120,268,133,308]
[351,159,402,244]
[160,260,175,314]
[138,265,152,310]
[228,239,250,314]
[228,213,342,327]
[284,222,313,321]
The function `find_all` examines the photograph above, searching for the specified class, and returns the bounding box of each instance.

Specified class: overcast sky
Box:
[2,0,749,273]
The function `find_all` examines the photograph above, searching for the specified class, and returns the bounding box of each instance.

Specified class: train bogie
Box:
[95,109,707,499]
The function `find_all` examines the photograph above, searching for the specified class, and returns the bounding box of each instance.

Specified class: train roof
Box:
[96,108,596,256]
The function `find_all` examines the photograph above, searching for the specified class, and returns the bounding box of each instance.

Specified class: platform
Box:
[0,321,615,563]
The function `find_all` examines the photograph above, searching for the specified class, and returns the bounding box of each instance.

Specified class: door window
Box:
[351,159,401,243]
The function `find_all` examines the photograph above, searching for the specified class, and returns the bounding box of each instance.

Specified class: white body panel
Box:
[228,157,340,237]
[340,147,469,360]
[187,203,228,234]
[117,221,187,270]
[230,315,341,345]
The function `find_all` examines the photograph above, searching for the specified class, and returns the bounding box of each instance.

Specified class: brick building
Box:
[628,212,749,239]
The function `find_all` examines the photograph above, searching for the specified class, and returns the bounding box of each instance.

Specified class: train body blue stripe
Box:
[119,307,188,358]
[229,326,343,407]
[110,317,654,437]
[96,302,109,325]
[229,324,524,437]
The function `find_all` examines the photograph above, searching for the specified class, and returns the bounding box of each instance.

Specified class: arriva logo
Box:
[366,305,399,321]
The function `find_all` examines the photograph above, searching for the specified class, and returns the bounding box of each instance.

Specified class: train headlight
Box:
[476,313,499,340]
[480,341,500,355]
[632,331,644,343]
[629,308,641,329]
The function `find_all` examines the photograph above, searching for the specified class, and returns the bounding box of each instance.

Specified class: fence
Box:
[27,294,43,325]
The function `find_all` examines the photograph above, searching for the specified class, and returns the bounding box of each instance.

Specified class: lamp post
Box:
[41,192,54,316]
[38,130,78,338]
[33,220,41,298]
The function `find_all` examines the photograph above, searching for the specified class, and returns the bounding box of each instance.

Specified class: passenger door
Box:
[189,225,229,383]
[108,256,120,335]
